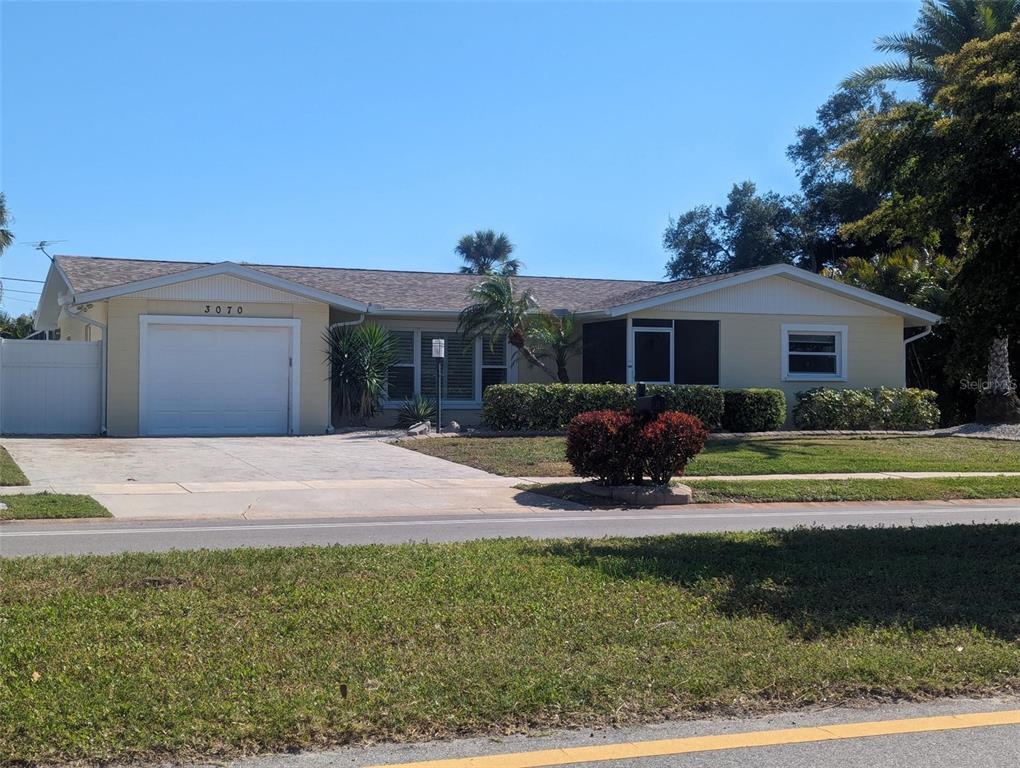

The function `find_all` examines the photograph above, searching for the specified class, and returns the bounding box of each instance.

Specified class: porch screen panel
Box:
[421,332,475,401]
[674,320,719,385]
[582,319,627,383]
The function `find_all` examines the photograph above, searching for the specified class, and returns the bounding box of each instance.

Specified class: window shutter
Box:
[674,320,719,385]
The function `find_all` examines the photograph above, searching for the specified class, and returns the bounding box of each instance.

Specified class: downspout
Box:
[904,326,933,346]
[60,301,108,435]
[324,310,367,432]
[328,312,366,331]
[903,325,933,391]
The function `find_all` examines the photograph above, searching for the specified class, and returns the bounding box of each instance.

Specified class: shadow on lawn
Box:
[543,524,1020,640]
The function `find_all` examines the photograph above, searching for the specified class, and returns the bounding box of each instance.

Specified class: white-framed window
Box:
[481,335,509,391]
[386,330,416,401]
[781,324,847,381]
[381,329,512,406]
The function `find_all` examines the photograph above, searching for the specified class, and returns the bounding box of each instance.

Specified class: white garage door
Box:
[141,321,293,436]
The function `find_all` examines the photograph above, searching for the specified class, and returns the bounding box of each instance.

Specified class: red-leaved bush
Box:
[566,409,708,486]
[564,410,643,486]
[639,411,708,485]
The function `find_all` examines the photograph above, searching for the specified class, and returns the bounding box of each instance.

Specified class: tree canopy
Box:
[838,21,1020,362]
[845,0,1020,102]
[662,182,802,279]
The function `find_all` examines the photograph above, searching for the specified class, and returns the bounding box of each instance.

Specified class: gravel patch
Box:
[942,423,1020,441]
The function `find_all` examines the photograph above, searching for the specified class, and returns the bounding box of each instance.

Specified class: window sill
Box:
[382,401,482,410]
[782,375,847,383]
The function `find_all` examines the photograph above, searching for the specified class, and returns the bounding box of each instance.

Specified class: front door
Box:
[633,325,672,383]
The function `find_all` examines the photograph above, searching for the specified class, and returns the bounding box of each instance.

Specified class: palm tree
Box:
[530,311,581,383]
[976,335,1020,424]
[846,0,1020,101]
[0,193,14,258]
[457,275,553,379]
[455,230,522,276]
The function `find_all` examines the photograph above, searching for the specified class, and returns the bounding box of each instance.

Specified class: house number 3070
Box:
[204,305,243,315]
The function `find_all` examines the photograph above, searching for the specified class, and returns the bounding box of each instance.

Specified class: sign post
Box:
[431,338,445,433]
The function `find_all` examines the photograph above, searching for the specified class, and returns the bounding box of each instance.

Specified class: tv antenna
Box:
[26,240,67,260]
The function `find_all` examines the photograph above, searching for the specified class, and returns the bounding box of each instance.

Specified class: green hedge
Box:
[793,387,940,431]
[482,384,724,431]
[721,389,786,432]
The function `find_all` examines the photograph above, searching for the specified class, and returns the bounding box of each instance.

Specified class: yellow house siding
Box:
[627,309,905,414]
[107,298,146,436]
[57,301,108,341]
[517,347,581,384]
[293,302,330,432]
[105,296,329,436]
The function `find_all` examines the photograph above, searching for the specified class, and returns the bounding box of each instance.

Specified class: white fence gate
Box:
[0,340,102,435]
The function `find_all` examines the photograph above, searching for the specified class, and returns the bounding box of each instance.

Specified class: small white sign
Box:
[432,338,446,358]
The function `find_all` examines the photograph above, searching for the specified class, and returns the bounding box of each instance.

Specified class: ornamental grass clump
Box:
[566,409,708,486]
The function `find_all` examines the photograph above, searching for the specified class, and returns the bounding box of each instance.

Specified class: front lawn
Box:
[0,446,29,486]
[524,476,1020,506]
[3,529,1020,763]
[401,436,1020,477]
[0,494,110,520]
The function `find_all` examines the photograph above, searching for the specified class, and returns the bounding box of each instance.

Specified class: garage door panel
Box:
[142,322,293,436]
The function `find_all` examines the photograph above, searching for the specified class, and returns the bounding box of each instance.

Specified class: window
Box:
[481,335,508,391]
[386,331,415,401]
[381,329,513,405]
[632,323,672,384]
[782,324,847,381]
[421,332,475,401]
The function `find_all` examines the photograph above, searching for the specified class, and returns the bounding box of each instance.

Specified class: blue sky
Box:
[1,1,919,314]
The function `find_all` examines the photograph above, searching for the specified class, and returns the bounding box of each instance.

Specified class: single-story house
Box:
[33,255,940,436]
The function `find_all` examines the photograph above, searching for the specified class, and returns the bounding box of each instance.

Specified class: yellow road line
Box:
[367,709,1020,768]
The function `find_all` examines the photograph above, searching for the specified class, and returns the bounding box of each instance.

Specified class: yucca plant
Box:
[323,323,397,425]
[395,394,437,429]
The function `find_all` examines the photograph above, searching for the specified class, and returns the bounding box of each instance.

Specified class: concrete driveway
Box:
[2,434,492,486]
[0,435,567,520]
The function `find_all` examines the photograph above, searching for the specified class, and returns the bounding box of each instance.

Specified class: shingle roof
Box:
[56,255,682,313]
[592,268,760,309]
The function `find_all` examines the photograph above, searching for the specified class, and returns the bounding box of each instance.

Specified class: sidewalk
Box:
[0,476,577,520]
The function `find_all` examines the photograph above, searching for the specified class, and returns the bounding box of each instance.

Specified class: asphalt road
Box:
[3,501,1020,556]
[198,697,1020,768]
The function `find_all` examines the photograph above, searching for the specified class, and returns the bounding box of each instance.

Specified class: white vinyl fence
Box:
[0,340,102,435]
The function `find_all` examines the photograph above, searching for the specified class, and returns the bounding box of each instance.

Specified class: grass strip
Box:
[0,446,29,486]
[688,476,1020,503]
[520,476,1020,506]
[400,436,1020,478]
[0,493,110,520]
[2,530,1020,762]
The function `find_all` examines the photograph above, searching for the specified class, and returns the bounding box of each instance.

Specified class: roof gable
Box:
[68,261,369,311]
[601,264,941,325]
